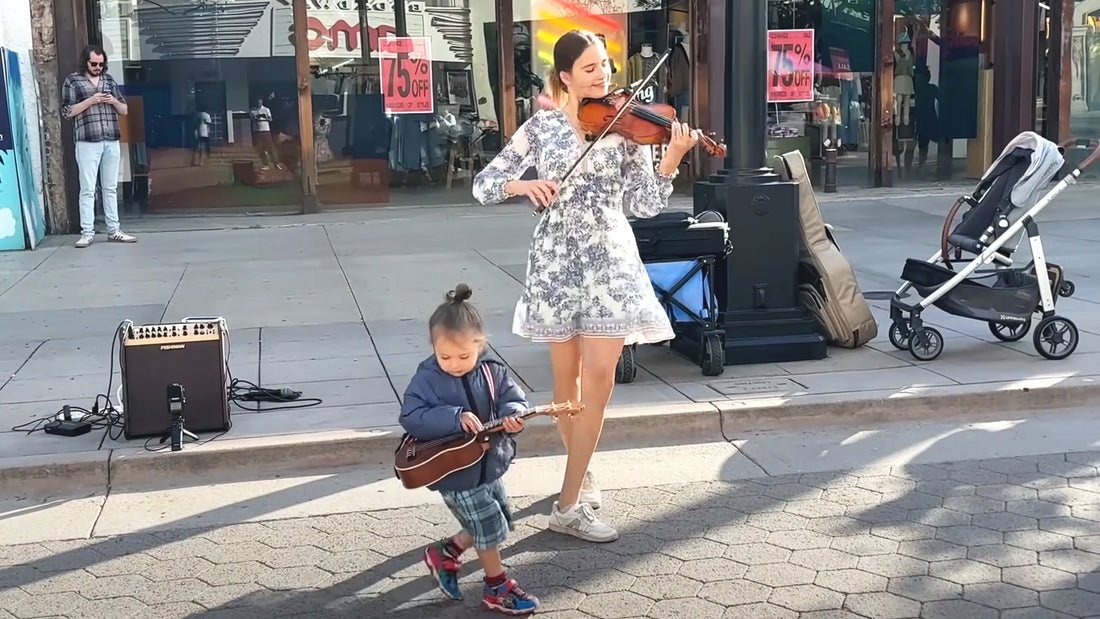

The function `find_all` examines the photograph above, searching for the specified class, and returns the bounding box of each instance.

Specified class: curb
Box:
[4,379,1098,496]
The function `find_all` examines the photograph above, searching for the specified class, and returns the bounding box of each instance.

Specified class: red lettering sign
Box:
[377,37,433,114]
[305,16,396,53]
[767,29,815,103]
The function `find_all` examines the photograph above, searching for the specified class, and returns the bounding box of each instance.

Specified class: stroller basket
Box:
[900,259,1039,322]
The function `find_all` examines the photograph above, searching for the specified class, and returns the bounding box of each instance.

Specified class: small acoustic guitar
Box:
[395,401,582,490]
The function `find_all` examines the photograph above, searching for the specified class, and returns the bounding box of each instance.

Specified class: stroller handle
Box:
[1059,138,1100,172]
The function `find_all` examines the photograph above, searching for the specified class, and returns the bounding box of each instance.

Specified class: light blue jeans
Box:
[75,140,121,235]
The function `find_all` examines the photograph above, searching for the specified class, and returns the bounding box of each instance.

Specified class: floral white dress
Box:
[473,109,675,345]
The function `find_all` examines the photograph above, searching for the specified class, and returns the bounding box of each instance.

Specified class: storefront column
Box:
[293,0,317,214]
[689,0,711,179]
[50,0,89,233]
[496,0,516,139]
[872,0,895,187]
[1046,0,1074,142]
[991,0,1038,154]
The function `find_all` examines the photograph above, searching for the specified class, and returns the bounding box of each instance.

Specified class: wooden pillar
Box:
[496,0,516,139]
[292,0,317,214]
[690,0,710,179]
[1046,0,1074,142]
[991,0,1038,154]
[704,0,725,179]
[52,0,88,233]
[872,0,895,187]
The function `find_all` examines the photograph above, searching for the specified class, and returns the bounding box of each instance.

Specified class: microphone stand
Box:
[533,45,675,216]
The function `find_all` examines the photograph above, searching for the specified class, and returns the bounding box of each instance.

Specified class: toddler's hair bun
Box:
[447,283,474,303]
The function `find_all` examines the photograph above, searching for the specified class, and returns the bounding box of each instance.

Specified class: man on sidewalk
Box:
[61,44,137,248]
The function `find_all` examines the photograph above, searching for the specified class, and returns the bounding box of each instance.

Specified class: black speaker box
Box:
[121,320,231,439]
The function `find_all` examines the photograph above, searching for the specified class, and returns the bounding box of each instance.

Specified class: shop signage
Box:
[377,36,434,114]
[767,29,815,103]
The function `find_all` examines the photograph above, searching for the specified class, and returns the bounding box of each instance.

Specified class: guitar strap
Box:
[462,362,497,420]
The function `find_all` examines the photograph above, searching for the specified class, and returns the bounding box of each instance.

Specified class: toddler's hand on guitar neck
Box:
[459,411,483,433]
[502,416,524,433]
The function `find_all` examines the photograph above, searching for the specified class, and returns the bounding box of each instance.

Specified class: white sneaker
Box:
[580,470,602,510]
[74,233,94,248]
[107,230,137,243]
[548,501,618,543]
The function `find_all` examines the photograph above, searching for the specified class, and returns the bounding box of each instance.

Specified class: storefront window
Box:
[1069,8,1100,172]
[894,1,981,184]
[513,0,689,188]
[92,0,302,213]
[306,0,502,208]
[767,0,875,188]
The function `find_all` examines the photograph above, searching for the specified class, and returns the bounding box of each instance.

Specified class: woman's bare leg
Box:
[558,336,624,507]
[548,338,582,452]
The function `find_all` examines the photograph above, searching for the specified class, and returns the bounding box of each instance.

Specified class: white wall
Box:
[0,0,46,219]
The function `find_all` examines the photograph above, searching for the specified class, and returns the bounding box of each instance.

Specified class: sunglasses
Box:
[88,62,104,67]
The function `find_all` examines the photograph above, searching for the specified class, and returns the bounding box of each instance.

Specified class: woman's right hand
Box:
[507,179,560,209]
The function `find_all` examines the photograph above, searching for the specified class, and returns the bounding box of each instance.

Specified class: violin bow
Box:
[532,45,676,217]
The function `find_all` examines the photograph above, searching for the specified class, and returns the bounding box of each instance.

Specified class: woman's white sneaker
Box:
[548,501,618,543]
[580,471,602,510]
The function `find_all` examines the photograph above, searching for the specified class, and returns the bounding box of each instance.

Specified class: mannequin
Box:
[894,31,915,127]
[628,43,664,104]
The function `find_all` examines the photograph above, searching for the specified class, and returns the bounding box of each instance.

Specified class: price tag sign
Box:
[767,29,815,103]
[377,36,434,114]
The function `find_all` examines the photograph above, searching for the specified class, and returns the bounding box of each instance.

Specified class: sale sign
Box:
[767,29,815,103]
[377,36,434,114]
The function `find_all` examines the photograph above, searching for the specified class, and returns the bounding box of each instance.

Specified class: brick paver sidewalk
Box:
[2,452,1100,618]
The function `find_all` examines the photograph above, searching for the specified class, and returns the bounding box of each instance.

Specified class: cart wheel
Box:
[615,345,637,384]
[988,318,1031,342]
[889,322,911,350]
[908,327,944,361]
[701,334,725,377]
[1060,280,1076,298]
[1033,316,1079,360]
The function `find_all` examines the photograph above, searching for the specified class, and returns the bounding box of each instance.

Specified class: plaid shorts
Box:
[440,478,514,551]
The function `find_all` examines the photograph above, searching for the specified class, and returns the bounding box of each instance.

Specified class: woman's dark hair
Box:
[429,283,484,341]
[81,44,108,69]
[547,30,602,103]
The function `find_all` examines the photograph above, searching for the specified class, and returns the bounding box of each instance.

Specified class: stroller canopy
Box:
[950,132,1064,254]
[981,131,1064,209]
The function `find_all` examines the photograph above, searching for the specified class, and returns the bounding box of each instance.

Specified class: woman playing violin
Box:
[472,29,701,543]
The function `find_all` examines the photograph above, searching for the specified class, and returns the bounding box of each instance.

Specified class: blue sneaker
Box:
[482,578,539,615]
[423,541,463,600]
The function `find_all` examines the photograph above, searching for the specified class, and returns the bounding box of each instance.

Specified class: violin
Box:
[576,89,727,158]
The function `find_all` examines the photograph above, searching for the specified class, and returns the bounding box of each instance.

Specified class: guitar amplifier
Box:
[121,318,231,439]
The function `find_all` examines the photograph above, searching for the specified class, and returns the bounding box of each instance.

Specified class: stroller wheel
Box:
[889,322,911,351]
[615,344,637,384]
[701,333,725,377]
[1060,280,1076,298]
[908,327,944,361]
[988,318,1031,342]
[1033,316,1079,360]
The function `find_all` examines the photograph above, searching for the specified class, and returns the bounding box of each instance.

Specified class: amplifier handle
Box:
[181,316,227,324]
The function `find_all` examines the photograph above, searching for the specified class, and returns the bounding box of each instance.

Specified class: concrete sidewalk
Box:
[3,184,1100,493]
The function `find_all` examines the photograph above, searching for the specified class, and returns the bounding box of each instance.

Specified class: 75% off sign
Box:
[767,29,815,103]
[377,36,434,114]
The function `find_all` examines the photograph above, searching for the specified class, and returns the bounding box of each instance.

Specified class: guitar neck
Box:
[479,405,550,434]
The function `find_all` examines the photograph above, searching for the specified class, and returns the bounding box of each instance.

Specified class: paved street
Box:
[2,445,1100,618]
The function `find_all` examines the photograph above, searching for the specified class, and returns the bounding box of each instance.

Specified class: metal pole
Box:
[724,0,768,175]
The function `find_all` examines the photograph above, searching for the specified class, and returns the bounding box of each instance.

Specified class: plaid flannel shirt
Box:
[61,72,124,143]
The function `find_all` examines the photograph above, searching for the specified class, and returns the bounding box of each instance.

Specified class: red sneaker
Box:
[423,541,463,600]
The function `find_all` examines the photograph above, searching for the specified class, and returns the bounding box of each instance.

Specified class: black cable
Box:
[13,321,324,449]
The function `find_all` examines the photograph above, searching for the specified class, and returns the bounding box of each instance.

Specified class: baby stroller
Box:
[615,210,733,383]
[889,132,1099,361]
